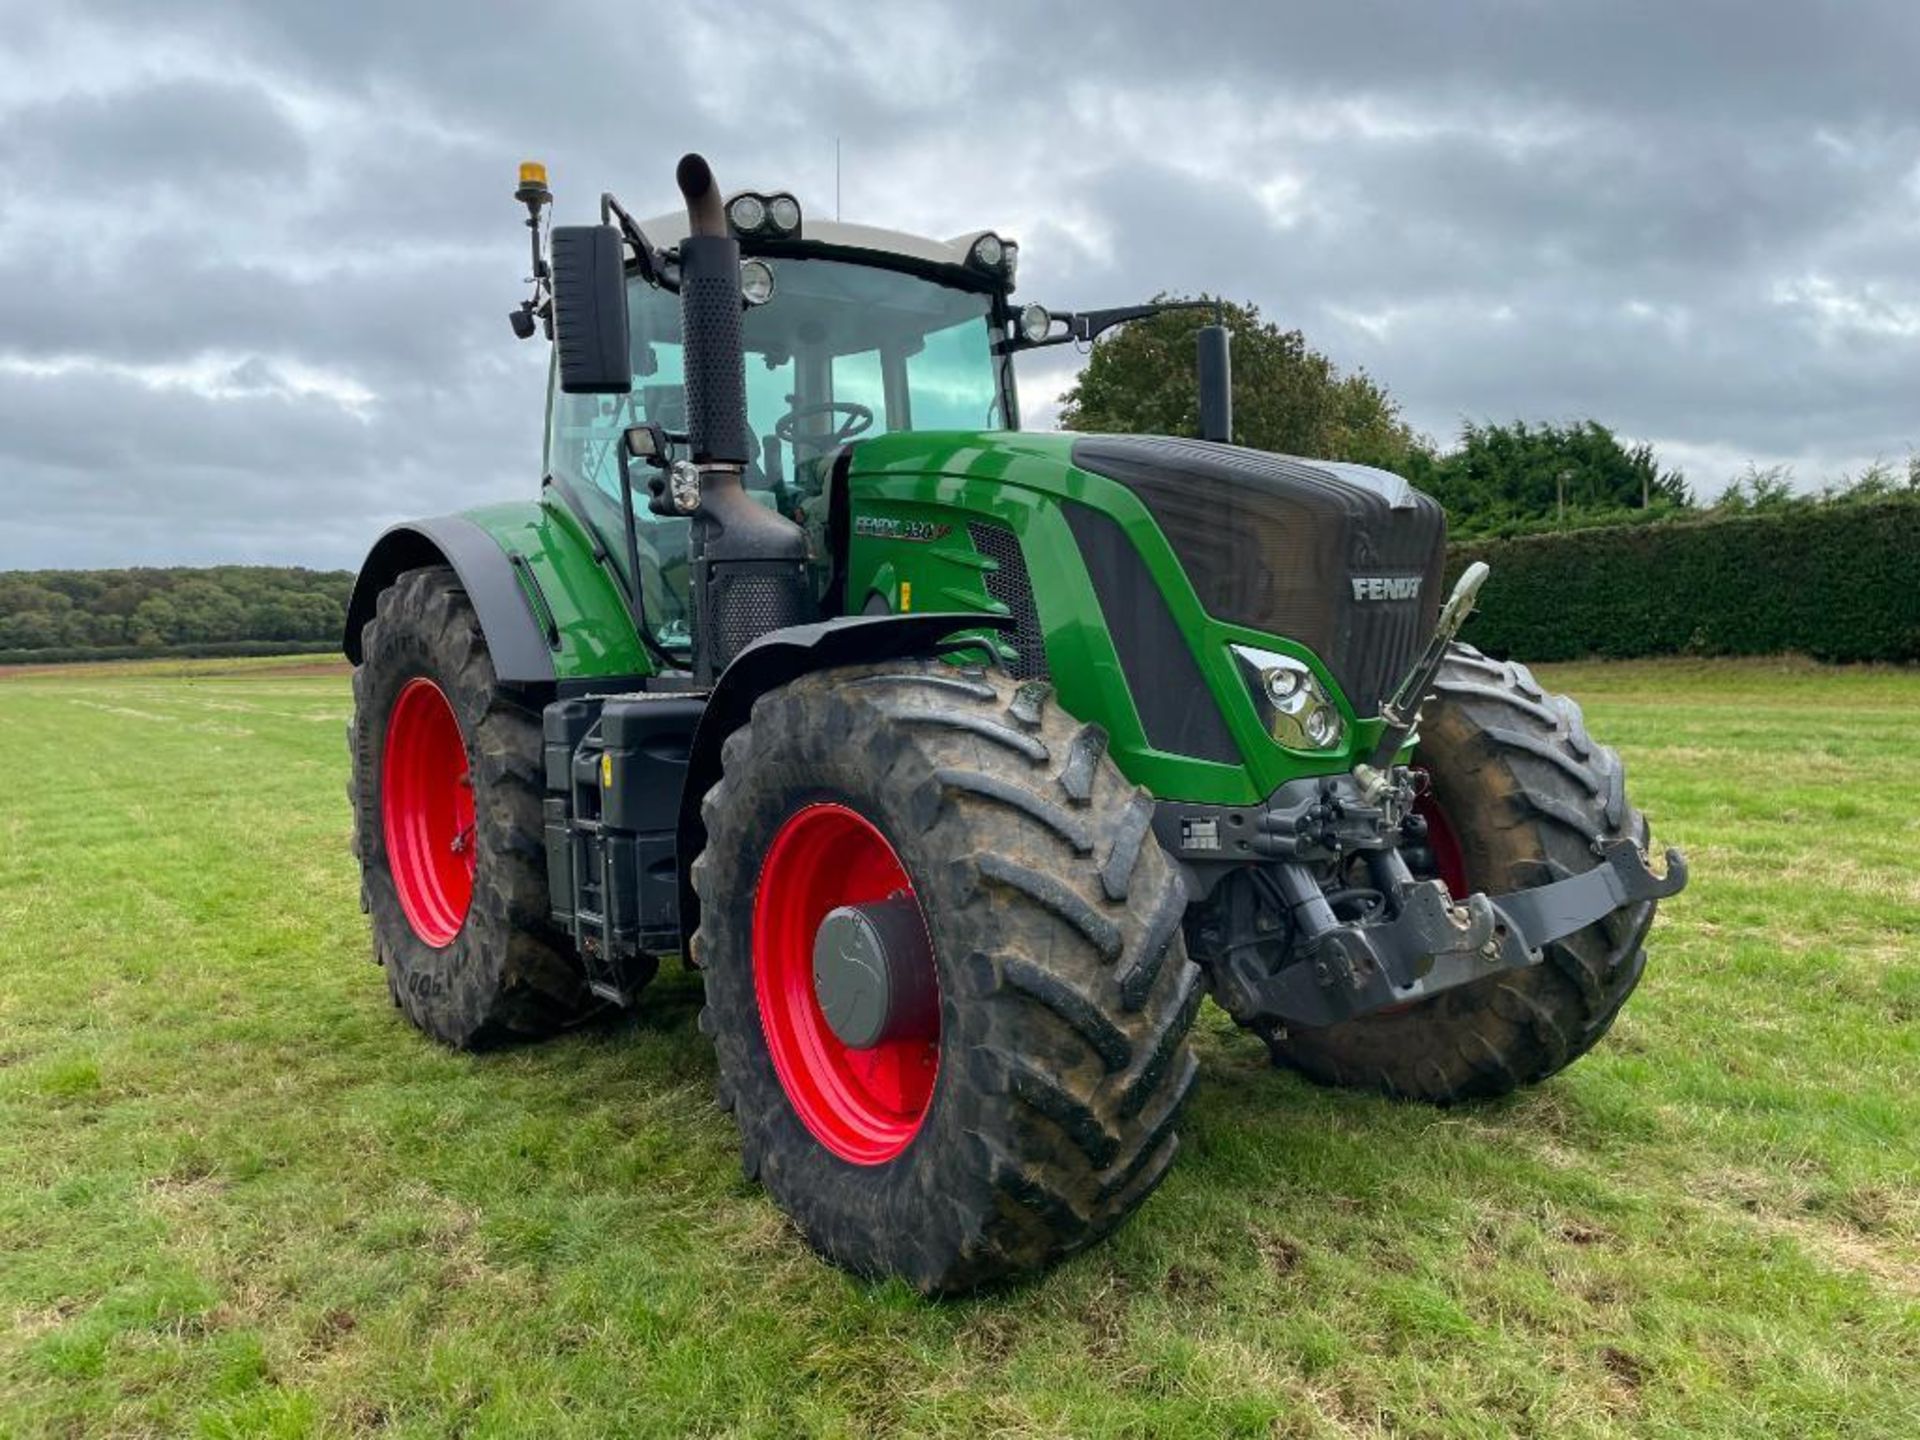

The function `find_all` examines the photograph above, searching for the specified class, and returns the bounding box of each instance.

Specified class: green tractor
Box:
[345,152,1686,1292]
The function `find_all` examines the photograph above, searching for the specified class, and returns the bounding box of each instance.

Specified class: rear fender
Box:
[343,516,557,684]
[675,612,1016,956]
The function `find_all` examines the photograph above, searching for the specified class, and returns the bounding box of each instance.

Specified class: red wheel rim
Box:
[1411,768,1470,897]
[382,678,476,947]
[752,803,940,1165]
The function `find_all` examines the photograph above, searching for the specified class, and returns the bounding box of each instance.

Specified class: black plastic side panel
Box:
[601,695,705,949]
[1063,503,1240,765]
[543,693,701,1000]
[342,517,556,684]
[674,612,1017,956]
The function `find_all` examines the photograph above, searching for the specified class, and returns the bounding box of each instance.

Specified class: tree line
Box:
[0,567,352,657]
[5,301,1913,663]
[1059,296,1916,537]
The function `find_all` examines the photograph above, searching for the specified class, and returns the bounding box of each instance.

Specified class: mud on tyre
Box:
[349,565,597,1048]
[691,660,1203,1293]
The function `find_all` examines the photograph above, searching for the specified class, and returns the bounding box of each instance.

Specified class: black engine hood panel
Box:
[1069,435,1447,716]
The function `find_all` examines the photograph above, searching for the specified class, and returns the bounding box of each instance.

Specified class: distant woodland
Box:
[0,567,352,663]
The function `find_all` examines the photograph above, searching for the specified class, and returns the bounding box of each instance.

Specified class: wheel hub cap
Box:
[812,897,939,1050]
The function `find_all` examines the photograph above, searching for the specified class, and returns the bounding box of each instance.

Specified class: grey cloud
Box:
[3,76,308,195]
[2,0,1917,571]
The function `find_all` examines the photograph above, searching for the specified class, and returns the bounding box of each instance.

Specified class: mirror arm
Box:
[995,298,1214,354]
[602,192,677,291]
[509,190,553,340]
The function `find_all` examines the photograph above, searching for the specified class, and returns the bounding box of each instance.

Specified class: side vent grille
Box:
[967,522,1048,680]
[1063,503,1242,765]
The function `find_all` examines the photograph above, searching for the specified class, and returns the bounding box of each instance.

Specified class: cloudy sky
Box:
[2,1,1916,570]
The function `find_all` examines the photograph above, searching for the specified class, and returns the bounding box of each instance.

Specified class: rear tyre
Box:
[1262,643,1660,1102]
[349,565,595,1048]
[691,661,1202,1292]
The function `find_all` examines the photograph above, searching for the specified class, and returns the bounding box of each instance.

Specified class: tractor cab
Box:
[543,210,1019,657]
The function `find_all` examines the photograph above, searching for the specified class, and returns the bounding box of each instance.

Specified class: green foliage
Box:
[1718,454,1920,513]
[1452,494,1920,662]
[0,566,351,661]
[1057,296,1427,472]
[1409,419,1692,538]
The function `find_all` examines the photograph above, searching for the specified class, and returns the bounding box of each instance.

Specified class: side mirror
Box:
[624,422,670,466]
[550,225,632,394]
[1197,323,1232,443]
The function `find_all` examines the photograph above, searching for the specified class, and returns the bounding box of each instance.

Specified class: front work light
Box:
[727,193,768,234]
[1230,644,1346,751]
[766,193,802,234]
[1019,304,1051,343]
[740,258,775,306]
[971,233,1005,270]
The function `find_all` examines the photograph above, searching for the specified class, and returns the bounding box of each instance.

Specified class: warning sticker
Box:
[1180,817,1220,853]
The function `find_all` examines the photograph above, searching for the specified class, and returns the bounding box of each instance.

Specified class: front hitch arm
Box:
[1493,839,1689,953]
[1258,840,1688,1030]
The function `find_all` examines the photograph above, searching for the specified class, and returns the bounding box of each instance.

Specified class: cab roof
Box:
[637,207,1007,288]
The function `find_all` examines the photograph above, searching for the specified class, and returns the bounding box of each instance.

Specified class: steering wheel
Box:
[774,400,875,450]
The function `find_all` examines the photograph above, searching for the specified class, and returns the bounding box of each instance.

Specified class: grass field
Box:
[1,655,1916,1438]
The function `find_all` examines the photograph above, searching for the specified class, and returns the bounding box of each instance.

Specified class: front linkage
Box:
[1170,765,1685,1030]
[1162,565,1687,1033]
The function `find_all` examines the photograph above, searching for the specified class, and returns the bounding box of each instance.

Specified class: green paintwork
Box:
[841,430,1391,805]
[459,494,655,680]
[440,430,1394,802]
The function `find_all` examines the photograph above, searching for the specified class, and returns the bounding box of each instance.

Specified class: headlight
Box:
[1263,666,1301,703]
[1001,240,1018,286]
[727,192,768,233]
[1230,644,1346,751]
[970,233,1004,270]
[1019,303,1051,343]
[740,258,775,306]
[766,193,801,234]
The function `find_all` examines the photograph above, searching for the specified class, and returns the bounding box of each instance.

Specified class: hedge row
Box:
[1448,496,1920,663]
[0,639,341,668]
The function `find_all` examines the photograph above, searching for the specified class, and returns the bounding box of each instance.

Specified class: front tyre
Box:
[692,662,1202,1293]
[349,565,595,1048]
[1265,644,1662,1102]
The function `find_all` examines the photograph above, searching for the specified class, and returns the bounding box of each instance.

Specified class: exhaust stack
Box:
[1197,315,1233,444]
[673,152,813,684]
[675,154,750,467]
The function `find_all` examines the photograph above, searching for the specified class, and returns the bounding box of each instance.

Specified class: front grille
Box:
[1071,436,1446,715]
[967,521,1048,680]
